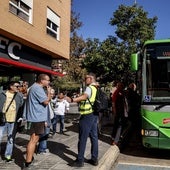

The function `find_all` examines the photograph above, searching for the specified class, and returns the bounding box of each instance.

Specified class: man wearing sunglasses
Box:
[69,73,99,167]
[0,81,24,163]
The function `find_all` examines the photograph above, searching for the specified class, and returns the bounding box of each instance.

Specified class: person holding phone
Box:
[23,74,51,170]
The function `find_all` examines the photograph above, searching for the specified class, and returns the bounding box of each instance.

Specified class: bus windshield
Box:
[144,43,170,103]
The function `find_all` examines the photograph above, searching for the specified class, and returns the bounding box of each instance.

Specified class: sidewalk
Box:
[0,114,119,170]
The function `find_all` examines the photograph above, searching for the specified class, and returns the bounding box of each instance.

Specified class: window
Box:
[47,8,60,41]
[9,0,33,23]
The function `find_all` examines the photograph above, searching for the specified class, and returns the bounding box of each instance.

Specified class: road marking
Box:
[118,162,170,168]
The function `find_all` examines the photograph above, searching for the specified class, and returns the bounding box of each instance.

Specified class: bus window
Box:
[145,46,170,102]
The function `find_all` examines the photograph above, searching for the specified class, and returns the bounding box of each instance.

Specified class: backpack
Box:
[88,86,108,115]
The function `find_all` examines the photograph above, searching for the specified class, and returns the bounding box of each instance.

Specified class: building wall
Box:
[0,0,71,59]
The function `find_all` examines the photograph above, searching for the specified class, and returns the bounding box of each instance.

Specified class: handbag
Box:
[0,112,6,126]
[0,92,17,126]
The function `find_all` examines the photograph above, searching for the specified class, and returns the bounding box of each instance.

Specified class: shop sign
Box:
[0,36,21,60]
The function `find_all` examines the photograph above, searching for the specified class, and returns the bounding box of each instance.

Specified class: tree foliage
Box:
[53,3,158,90]
[64,11,87,82]
[110,4,157,51]
[83,4,157,85]
[52,9,87,92]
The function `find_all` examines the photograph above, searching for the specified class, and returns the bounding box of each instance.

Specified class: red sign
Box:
[163,118,170,124]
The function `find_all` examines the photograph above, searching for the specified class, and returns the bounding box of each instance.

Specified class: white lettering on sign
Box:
[0,36,21,60]
[8,42,21,60]
[0,37,9,49]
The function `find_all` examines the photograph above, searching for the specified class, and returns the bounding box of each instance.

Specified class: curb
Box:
[92,145,120,170]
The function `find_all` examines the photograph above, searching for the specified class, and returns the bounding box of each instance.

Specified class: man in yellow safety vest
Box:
[69,72,98,167]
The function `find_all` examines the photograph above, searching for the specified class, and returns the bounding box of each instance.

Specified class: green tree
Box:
[110,4,157,51]
[52,8,87,92]
[83,4,157,84]
[83,38,103,78]
[64,10,86,82]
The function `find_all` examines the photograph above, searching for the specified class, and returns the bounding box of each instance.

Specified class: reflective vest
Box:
[79,85,97,115]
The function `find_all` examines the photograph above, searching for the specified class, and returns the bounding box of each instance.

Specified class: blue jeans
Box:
[0,122,15,158]
[77,113,98,163]
[52,115,65,133]
[38,127,50,152]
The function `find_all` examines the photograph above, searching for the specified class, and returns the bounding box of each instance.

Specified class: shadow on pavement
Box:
[48,140,77,166]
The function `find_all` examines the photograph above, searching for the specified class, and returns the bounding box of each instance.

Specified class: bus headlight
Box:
[141,129,159,137]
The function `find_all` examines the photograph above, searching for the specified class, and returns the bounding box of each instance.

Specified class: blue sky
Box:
[72,0,170,41]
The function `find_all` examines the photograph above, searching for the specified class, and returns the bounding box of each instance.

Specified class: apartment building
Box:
[0,0,71,84]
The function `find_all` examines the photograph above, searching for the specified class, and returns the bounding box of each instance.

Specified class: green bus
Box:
[131,39,170,149]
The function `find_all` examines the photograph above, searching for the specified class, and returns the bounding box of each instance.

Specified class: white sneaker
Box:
[38,149,50,155]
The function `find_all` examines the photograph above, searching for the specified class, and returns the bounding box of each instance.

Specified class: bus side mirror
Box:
[130,53,138,71]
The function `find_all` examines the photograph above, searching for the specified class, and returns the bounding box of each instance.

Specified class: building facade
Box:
[0,0,71,85]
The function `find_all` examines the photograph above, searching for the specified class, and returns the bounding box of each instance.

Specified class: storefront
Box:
[0,35,63,88]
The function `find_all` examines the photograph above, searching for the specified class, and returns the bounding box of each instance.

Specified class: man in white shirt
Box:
[52,92,69,135]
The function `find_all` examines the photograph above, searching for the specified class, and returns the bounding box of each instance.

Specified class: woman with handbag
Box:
[0,81,24,163]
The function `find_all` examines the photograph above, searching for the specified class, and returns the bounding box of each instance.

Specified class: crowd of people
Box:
[0,74,71,169]
[0,73,140,169]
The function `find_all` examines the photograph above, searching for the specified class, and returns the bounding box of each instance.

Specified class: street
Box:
[111,127,170,170]
[65,104,170,170]
[2,102,170,170]
[0,103,115,170]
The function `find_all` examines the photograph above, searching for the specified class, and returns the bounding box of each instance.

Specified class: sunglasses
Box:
[14,85,20,88]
